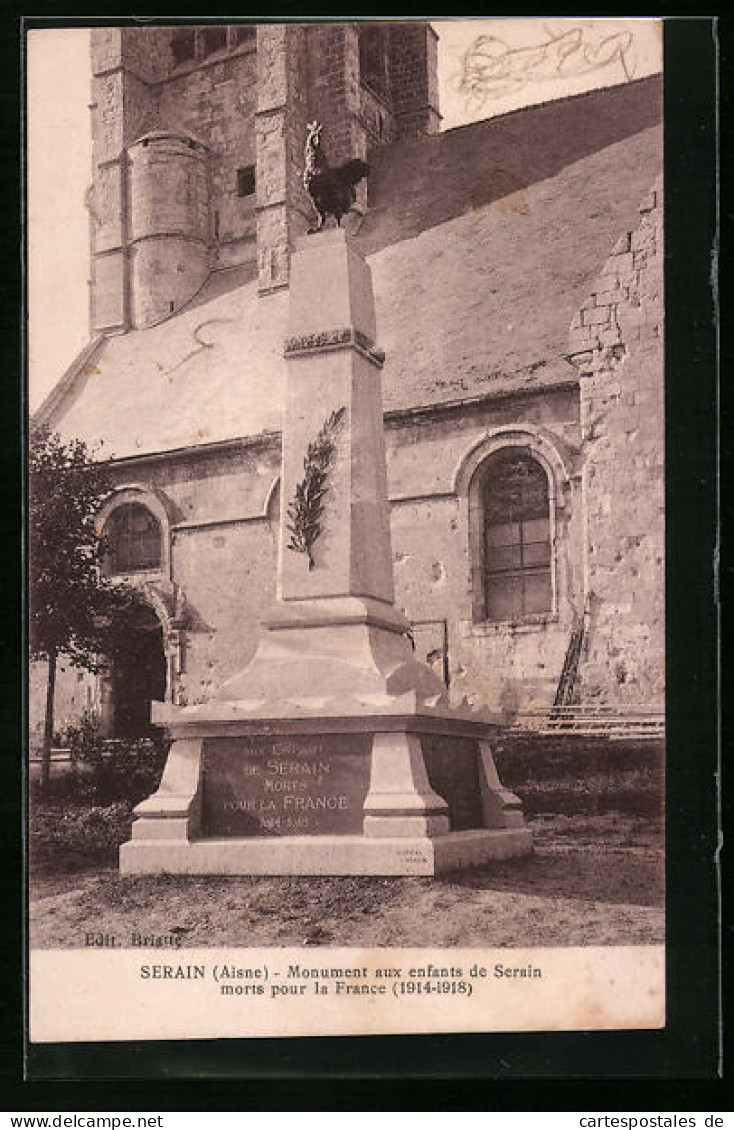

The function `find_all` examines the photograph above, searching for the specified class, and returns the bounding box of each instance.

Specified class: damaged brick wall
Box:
[569,179,664,704]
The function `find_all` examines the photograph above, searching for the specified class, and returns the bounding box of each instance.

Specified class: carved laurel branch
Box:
[286,406,346,570]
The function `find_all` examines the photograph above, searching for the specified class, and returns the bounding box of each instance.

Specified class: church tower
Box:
[88,22,439,332]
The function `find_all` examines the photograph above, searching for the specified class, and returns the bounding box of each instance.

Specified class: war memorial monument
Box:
[120,133,532,874]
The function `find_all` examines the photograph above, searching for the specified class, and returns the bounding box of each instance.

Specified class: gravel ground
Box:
[29,814,664,949]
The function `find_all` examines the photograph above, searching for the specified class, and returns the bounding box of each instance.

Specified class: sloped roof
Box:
[41,74,662,460]
[40,264,287,462]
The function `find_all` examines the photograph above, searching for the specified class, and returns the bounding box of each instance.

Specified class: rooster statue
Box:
[303,120,369,233]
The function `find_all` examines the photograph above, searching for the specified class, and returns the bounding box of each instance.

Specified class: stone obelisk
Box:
[120,227,531,875]
[212,227,447,711]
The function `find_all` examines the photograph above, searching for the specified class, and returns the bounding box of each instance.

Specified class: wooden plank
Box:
[511,704,665,740]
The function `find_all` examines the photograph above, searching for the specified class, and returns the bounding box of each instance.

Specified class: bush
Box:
[65,710,106,765]
[493,732,664,817]
[514,772,665,817]
[81,738,169,805]
[31,712,170,806]
[493,732,665,783]
[30,800,134,871]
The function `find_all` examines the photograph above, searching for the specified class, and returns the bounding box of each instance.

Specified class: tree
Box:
[28,426,143,792]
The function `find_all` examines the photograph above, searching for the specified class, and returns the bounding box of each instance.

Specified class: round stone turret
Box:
[127,131,211,328]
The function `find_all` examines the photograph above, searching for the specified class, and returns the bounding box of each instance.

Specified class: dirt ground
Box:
[29,814,664,949]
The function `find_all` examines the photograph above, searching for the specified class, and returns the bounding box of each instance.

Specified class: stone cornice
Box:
[284,327,385,367]
[100,379,579,470]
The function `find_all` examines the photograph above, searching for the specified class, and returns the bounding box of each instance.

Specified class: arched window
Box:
[104,503,162,574]
[482,450,552,621]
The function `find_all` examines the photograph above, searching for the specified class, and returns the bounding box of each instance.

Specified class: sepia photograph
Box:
[26,18,669,1043]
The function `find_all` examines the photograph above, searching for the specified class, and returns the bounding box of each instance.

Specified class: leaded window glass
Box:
[105,503,162,575]
[483,451,552,621]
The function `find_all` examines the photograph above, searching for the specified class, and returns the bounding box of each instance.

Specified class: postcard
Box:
[26,18,675,1052]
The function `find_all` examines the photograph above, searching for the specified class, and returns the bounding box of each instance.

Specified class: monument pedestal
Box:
[121,834,531,878]
[120,705,531,876]
[120,225,532,876]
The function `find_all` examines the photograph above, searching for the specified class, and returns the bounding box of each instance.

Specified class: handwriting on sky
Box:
[453,26,636,110]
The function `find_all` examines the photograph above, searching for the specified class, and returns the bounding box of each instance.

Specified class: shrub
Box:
[493,732,664,783]
[66,710,106,765]
[93,737,170,805]
[492,732,664,817]
[514,772,665,817]
[30,800,134,871]
[31,712,170,806]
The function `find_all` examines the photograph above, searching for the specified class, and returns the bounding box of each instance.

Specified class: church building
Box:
[33,23,664,740]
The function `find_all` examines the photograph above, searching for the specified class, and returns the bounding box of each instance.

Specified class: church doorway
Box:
[108,603,167,739]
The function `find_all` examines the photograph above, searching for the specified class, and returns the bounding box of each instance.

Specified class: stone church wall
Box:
[255,25,311,292]
[34,275,664,731]
[570,179,664,704]
[108,441,281,709]
[31,379,585,731]
[28,664,100,752]
[89,23,444,314]
[104,384,582,717]
[90,28,262,330]
[169,518,278,707]
[40,31,664,739]
[158,40,259,267]
[387,389,583,712]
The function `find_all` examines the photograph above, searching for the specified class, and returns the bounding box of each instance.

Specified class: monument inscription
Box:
[202,734,372,836]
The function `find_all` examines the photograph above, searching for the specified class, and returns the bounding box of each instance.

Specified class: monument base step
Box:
[119,828,532,877]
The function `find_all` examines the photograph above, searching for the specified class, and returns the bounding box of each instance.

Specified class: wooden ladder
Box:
[553,607,587,707]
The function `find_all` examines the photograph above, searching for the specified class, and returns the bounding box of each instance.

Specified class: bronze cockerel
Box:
[303,120,369,233]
